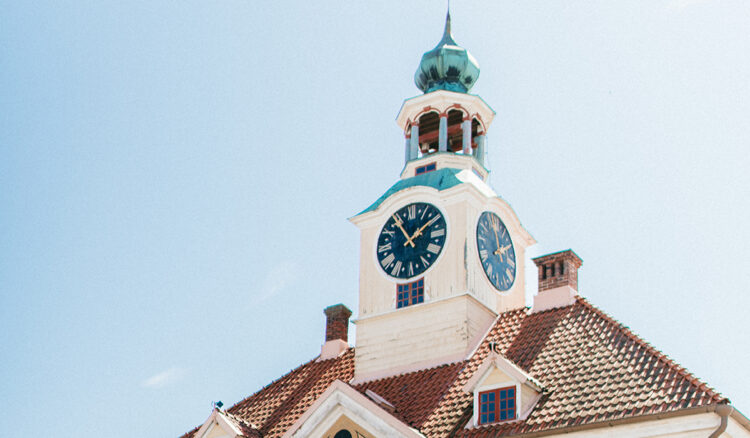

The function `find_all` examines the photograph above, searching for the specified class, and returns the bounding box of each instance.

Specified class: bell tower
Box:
[349,12,535,383]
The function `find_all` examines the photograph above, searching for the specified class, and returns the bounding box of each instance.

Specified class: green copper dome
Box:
[414,12,480,94]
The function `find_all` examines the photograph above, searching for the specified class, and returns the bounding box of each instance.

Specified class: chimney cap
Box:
[532,249,583,267]
[324,303,352,318]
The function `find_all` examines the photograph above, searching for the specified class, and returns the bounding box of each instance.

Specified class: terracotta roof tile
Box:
[181,297,727,437]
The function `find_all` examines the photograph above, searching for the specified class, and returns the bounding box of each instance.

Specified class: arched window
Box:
[334,430,353,438]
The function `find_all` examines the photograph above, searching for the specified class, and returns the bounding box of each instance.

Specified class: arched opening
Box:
[408,109,485,161]
[446,109,465,152]
[417,111,440,154]
[472,118,484,146]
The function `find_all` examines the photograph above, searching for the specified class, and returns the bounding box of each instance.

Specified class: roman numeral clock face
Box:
[476,211,516,291]
[376,202,447,279]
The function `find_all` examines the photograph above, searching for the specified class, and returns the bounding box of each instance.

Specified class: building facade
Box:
[181,12,750,438]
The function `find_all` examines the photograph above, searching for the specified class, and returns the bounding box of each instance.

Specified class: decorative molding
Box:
[282,380,423,438]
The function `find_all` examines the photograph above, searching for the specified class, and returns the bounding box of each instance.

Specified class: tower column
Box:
[439,114,448,152]
[462,119,472,154]
[410,124,420,161]
[475,134,486,166]
[404,136,411,164]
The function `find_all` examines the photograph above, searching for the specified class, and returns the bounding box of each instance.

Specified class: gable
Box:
[203,422,232,438]
[322,415,370,438]
[192,409,246,438]
[481,367,511,386]
[283,380,423,438]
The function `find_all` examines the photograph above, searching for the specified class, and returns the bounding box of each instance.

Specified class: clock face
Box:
[476,211,516,291]
[376,202,447,279]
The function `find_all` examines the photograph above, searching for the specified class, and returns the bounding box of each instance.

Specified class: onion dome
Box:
[414,12,480,94]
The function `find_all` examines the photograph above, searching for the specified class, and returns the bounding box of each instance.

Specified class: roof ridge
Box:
[575,296,727,403]
[228,348,355,414]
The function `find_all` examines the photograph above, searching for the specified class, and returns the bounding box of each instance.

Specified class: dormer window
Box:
[463,350,543,429]
[479,386,516,424]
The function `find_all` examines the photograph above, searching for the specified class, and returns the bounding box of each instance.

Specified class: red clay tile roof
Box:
[182,297,727,437]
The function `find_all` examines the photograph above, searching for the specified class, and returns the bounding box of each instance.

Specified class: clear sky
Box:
[1,1,749,437]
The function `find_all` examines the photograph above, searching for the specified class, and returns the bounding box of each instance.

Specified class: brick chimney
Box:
[319,304,352,360]
[531,250,583,313]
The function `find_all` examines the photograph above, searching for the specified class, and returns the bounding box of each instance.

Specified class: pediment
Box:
[464,351,542,394]
[194,408,257,438]
[282,380,423,438]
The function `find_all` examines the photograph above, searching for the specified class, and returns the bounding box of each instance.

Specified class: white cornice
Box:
[396,90,496,133]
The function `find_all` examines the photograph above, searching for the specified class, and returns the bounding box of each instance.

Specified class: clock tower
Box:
[349,13,535,382]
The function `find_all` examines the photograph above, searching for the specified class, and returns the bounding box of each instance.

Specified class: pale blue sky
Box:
[1,1,749,437]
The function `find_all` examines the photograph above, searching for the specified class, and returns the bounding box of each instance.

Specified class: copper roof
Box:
[181,297,726,437]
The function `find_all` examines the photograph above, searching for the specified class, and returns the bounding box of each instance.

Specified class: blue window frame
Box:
[479,386,516,425]
[397,278,424,308]
[415,162,437,175]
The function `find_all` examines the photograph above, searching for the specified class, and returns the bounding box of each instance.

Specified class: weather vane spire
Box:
[445,0,452,36]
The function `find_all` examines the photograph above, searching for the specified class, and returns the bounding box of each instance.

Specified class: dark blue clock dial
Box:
[476,211,516,291]
[376,202,447,279]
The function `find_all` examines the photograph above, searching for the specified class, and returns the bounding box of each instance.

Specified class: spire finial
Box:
[441,3,455,45]
[445,1,451,36]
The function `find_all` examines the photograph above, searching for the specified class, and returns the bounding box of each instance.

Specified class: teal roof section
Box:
[414,11,480,94]
[358,168,464,215]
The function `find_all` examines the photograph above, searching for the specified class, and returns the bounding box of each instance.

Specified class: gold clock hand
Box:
[492,219,502,255]
[403,214,440,247]
[393,214,415,248]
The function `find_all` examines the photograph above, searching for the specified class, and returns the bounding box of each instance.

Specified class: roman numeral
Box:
[486,264,493,277]
[479,249,488,262]
[378,242,392,253]
[507,257,515,268]
[427,243,441,254]
[431,228,444,238]
[420,207,428,220]
[408,262,414,277]
[506,268,514,282]
[407,205,416,220]
[382,229,395,237]
[420,256,430,267]
[380,253,395,268]
[391,261,402,276]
